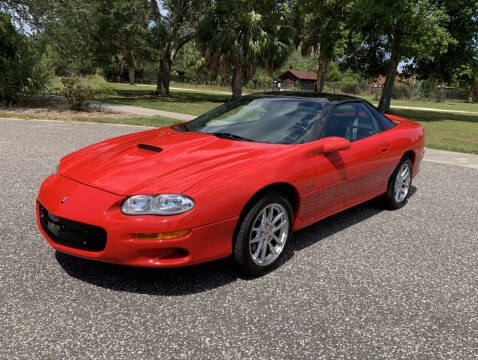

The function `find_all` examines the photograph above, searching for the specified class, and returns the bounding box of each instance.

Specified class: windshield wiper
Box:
[209,132,254,142]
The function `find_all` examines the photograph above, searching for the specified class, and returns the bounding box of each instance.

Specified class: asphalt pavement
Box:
[1,118,477,359]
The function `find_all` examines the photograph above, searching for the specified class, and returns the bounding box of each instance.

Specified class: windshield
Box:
[182,96,329,144]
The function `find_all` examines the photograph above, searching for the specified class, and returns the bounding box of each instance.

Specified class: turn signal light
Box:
[134,229,191,240]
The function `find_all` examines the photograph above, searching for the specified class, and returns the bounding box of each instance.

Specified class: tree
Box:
[198,0,294,98]
[8,0,154,81]
[0,0,35,28]
[171,40,206,79]
[6,0,203,94]
[148,0,205,95]
[343,0,453,112]
[95,0,152,85]
[24,0,99,75]
[0,11,49,103]
[409,0,478,102]
[293,0,349,92]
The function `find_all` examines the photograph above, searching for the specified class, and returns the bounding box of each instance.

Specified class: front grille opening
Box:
[139,248,189,261]
[39,203,107,252]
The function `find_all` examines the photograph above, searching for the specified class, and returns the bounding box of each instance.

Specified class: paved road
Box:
[88,101,197,121]
[425,148,478,169]
[1,119,477,359]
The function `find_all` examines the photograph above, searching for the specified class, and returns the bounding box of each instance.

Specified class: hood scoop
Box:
[137,144,163,153]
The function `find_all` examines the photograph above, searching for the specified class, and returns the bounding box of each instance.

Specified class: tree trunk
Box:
[231,67,244,99]
[314,58,330,93]
[466,87,473,103]
[128,66,135,86]
[319,60,329,93]
[156,58,171,96]
[435,84,445,103]
[378,59,399,113]
[314,58,326,93]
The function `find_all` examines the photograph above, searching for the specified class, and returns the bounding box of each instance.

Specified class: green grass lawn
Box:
[39,78,478,154]
[368,98,478,113]
[99,83,229,116]
[101,84,478,154]
[47,77,478,114]
[389,108,478,154]
[105,82,478,114]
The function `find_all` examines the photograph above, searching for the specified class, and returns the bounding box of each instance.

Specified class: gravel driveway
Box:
[1,119,477,359]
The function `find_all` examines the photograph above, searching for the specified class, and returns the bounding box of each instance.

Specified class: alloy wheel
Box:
[249,203,289,266]
[394,162,411,203]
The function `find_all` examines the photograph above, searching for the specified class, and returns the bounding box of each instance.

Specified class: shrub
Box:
[86,75,114,98]
[61,77,93,111]
[392,83,411,99]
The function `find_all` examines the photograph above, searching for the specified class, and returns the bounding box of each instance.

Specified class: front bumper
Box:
[37,174,237,267]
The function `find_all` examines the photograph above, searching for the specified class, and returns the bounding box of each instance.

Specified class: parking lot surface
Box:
[1,119,477,359]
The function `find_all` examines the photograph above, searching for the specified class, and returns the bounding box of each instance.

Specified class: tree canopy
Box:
[294,0,349,92]
[343,0,453,111]
[1,0,478,106]
[198,0,294,98]
[0,11,49,104]
[149,0,206,95]
[410,0,478,102]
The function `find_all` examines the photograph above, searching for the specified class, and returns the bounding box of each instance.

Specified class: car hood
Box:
[59,126,286,195]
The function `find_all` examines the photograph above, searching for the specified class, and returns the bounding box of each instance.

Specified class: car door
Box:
[315,102,392,216]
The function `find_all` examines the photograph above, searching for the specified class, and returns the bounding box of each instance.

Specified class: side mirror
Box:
[322,137,351,154]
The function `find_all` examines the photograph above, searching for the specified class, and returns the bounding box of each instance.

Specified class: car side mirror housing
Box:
[322,137,351,154]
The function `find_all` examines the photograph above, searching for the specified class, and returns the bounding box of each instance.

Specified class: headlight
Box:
[121,194,195,215]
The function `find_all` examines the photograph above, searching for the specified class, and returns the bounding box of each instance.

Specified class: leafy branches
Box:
[343,0,453,112]
[198,0,294,98]
[0,11,49,104]
[294,0,349,92]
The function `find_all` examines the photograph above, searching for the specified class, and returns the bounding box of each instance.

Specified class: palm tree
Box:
[294,0,349,93]
[198,0,294,98]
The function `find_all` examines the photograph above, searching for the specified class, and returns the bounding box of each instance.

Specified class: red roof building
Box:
[278,70,317,91]
[368,74,409,87]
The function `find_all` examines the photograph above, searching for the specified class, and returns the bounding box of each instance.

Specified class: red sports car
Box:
[37,93,424,276]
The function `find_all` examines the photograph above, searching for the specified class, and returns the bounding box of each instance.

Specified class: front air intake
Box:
[39,203,107,251]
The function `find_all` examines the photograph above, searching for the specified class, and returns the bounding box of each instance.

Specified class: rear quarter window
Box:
[365,103,397,130]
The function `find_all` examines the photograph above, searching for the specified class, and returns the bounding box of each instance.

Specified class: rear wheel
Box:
[384,158,413,209]
[233,192,293,276]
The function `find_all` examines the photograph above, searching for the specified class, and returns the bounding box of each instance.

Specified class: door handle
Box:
[381,144,391,152]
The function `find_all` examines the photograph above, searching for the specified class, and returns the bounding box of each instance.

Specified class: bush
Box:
[392,83,411,99]
[84,74,113,91]
[61,77,93,110]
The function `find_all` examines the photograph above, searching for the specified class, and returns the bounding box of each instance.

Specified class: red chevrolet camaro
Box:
[37,92,424,275]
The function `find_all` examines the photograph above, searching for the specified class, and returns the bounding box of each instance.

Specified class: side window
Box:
[322,104,355,139]
[323,102,382,142]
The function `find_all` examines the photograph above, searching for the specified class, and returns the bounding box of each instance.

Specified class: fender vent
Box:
[138,144,163,153]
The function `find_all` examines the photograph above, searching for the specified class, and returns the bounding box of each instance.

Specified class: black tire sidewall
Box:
[233,192,294,276]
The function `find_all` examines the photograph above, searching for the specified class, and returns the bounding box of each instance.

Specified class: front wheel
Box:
[233,192,293,276]
[384,158,413,209]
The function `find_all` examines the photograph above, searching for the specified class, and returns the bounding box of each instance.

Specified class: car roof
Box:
[247,91,363,105]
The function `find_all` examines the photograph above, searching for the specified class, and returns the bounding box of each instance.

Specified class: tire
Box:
[384,157,413,209]
[233,191,294,276]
